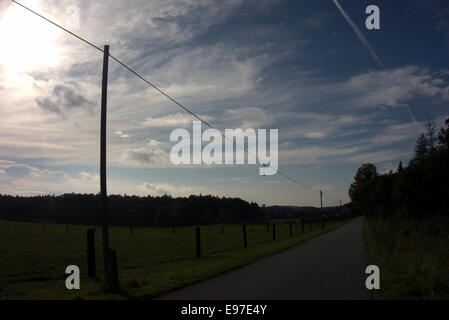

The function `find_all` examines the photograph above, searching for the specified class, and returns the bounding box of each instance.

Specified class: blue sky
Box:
[0,0,448,206]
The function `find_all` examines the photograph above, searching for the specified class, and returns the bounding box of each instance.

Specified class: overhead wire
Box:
[10,0,342,206]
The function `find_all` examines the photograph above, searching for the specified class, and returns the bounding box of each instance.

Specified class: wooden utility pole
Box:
[320,190,323,228]
[340,200,343,220]
[320,190,323,217]
[100,44,112,289]
[320,190,323,212]
[196,227,201,258]
[242,224,247,248]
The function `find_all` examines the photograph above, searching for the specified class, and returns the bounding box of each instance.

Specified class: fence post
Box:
[109,249,119,291]
[289,223,293,237]
[42,224,45,232]
[129,224,133,235]
[243,224,247,248]
[172,227,175,235]
[272,224,276,240]
[66,225,69,232]
[266,223,269,232]
[221,225,224,234]
[309,220,312,231]
[87,228,96,278]
[196,227,201,258]
[301,219,305,233]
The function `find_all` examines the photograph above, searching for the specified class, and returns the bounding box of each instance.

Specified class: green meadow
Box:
[0,218,351,299]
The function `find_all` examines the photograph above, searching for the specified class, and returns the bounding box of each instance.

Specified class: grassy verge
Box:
[363,216,449,299]
[0,218,353,299]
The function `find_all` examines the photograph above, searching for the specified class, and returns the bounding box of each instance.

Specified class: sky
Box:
[0,0,448,207]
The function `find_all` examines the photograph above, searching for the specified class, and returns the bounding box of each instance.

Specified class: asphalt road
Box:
[158,217,372,300]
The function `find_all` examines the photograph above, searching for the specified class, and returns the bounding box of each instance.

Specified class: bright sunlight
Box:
[0,3,61,85]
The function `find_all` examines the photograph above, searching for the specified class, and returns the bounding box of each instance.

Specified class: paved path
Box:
[159,217,372,300]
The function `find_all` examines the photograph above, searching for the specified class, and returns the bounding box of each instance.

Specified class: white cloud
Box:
[115,130,130,138]
[121,146,169,166]
[305,132,325,139]
[343,66,449,108]
[147,139,161,146]
[137,182,195,197]
[141,113,212,128]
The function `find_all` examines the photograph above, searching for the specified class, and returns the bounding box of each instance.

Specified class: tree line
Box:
[349,118,449,220]
[0,193,264,227]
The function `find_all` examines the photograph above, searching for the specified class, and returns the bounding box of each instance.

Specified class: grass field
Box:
[363,216,449,299]
[0,218,352,300]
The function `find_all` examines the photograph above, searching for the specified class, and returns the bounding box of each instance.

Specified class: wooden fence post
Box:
[301,219,305,233]
[243,224,247,248]
[87,228,96,278]
[289,223,293,237]
[221,225,224,234]
[196,227,201,258]
[272,224,276,240]
[109,249,119,291]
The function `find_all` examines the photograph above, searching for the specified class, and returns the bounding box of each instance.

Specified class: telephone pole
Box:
[320,190,324,228]
[100,44,112,289]
[320,190,323,214]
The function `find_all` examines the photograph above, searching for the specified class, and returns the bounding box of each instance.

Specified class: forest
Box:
[349,118,449,222]
[0,193,264,227]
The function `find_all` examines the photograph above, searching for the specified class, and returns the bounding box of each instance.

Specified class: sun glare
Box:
[0,4,61,78]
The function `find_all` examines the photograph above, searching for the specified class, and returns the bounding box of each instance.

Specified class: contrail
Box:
[332,1,419,125]
[332,0,384,68]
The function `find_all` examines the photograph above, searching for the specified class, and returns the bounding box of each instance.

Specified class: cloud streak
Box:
[332,0,384,68]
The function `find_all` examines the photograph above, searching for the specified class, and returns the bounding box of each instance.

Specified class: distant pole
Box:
[320,190,323,212]
[87,229,96,278]
[196,227,201,258]
[242,224,247,248]
[340,200,342,220]
[320,190,323,225]
[100,44,112,289]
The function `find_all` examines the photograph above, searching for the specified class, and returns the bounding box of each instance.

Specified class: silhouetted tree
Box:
[349,163,377,217]
[425,119,437,153]
[438,118,449,151]
[397,161,404,173]
[0,193,264,227]
[414,133,428,162]
[349,121,449,221]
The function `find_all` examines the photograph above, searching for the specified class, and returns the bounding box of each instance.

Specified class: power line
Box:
[10,0,103,53]
[10,0,339,204]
